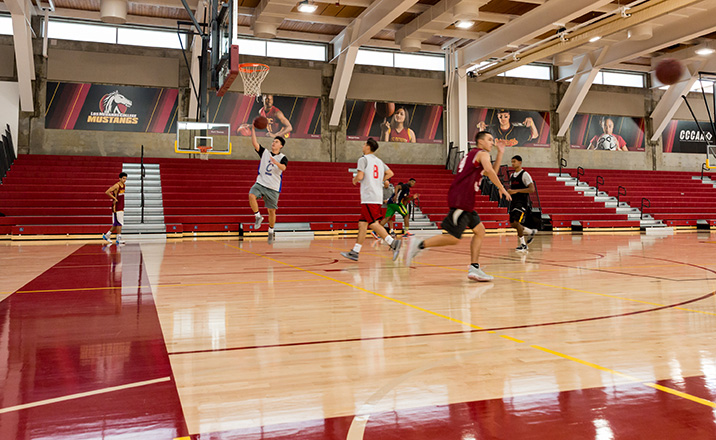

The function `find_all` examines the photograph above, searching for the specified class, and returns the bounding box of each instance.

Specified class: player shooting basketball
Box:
[476,109,538,147]
[587,117,628,151]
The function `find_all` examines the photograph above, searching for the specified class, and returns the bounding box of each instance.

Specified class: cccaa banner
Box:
[45,82,178,133]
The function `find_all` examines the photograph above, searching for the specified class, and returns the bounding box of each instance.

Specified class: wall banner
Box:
[209,93,321,139]
[661,120,714,153]
[468,108,550,147]
[570,114,645,151]
[346,100,443,144]
[45,82,178,133]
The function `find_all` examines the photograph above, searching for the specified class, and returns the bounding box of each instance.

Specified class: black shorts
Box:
[441,208,481,239]
[509,202,528,223]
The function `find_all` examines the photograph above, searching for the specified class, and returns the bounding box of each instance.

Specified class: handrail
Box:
[617,185,627,205]
[445,141,455,169]
[576,166,585,179]
[595,175,604,197]
[702,163,709,181]
[559,158,567,176]
[640,197,650,220]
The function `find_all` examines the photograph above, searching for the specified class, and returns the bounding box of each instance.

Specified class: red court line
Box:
[168,290,715,356]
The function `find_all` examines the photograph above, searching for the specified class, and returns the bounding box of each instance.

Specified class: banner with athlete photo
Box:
[661,119,715,153]
[45,82,178,133]
[345,100,443,144]
[468,108,550,147]
[208,93,321,139]
[570,114,645,151]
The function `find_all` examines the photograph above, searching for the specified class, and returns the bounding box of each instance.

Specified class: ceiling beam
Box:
[6,0,35,112]
[473,0,703,80]
[556,48,607,136]
[456,0,612,69]
[328,0,419,126]
[395,0,487,45]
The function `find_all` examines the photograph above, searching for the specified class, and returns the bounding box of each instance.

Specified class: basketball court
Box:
[2,230,716,438]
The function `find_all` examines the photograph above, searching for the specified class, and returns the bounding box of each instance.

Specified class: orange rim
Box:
[238,63,270,73]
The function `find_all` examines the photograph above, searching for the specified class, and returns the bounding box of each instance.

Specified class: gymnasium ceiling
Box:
[2,0,715,81]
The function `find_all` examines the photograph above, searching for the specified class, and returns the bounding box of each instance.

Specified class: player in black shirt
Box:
[508,155,537,251]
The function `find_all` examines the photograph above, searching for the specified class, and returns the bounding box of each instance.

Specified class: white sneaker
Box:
[390,238,402,261]
[405,235,423,266]
[341,250,359,261]
[254,214,264,229]
[116,240,126,246]
[268,230,275,244]
[102,233,112,243]
[468,265,493,282]
[526,228,537,244]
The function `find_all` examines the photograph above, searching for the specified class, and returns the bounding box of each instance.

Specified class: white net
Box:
[198,146,212,160]
[239,63,270,98]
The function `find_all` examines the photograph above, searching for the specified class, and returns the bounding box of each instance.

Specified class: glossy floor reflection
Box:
[2,232,716,439]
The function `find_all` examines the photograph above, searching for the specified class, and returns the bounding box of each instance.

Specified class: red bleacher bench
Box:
[12,224,106,235]
[664,219,697,226]
[582,220,640,228]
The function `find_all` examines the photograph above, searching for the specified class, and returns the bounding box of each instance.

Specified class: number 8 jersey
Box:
[357,154,390,204]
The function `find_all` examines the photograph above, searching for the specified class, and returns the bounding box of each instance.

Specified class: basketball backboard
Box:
[176,121,232,155]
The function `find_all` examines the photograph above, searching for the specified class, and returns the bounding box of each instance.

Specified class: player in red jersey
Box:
[404,131,511,281]
[259,95,292,138]
[103,172,127,245]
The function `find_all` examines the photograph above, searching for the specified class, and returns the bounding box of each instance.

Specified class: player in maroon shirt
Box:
[404,131,511,281]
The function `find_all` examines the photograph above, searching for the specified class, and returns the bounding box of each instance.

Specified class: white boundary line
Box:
[0,376,171,414]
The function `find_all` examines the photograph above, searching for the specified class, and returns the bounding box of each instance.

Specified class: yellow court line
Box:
[494,263,682,275]
[219,241,487,331]
[0,279,316,295]
[219,241,716,410]
[0,377,170,414]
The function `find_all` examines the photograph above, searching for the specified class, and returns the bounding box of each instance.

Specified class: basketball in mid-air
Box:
[375,102,395,119]
[253,116,269,130]
[655,58,684,85]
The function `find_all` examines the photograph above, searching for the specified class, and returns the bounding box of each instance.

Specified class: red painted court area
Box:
[2,235,716,439]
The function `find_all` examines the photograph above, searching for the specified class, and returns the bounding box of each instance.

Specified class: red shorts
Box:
[359,204,383,225]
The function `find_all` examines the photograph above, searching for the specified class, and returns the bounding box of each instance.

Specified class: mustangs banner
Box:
[45,82,178,133]
[570,114,645,151]
[661,119,715,153]
[208,93,321,139]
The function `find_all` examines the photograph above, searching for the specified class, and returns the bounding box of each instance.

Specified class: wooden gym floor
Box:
[2,231,716,439]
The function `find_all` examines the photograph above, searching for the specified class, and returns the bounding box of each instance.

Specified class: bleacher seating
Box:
[577,169,716,226]
[526,168,640,229]
[0,154,509,237]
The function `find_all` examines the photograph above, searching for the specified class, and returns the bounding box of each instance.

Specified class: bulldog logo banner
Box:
[45,82,178,133]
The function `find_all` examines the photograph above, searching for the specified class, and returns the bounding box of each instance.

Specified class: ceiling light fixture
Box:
[589,36,601,43]
[297,0,318,13]
[696,47,715,56]
[455,20,475,29]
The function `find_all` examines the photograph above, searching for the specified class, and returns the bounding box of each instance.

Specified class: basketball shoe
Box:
[526,228,537,244]
[405,235,423,266]
[116,239,126,246]
[254,214,264,229]
[268,230,275,244]
[390,238,402,261]
[370,230,380,240]
[341,250,359,261]
[102,233,112,243]
[467,265,493,282]
[515,244,528,252]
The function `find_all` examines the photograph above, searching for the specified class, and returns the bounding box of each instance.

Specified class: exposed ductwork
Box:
[100,0,128,24]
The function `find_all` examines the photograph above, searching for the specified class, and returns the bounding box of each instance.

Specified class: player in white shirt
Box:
[248,125,287,243]
[341,138,402,261]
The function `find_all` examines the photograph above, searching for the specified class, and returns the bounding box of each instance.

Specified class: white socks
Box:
[352,244,362,253]
[384,235,395,246]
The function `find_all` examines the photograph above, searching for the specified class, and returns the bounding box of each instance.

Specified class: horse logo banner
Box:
[45,82,178,133]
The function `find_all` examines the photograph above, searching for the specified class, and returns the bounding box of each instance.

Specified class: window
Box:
[395,53,444,71]
[118,27,186,50]
[0,15,12,36]
[499,64,551,80]
[236,38,267,57]
[47,20,117,44]
[267,40,325,61]
[601,71,644,88]
[357,48,445,71]
[356,49,393,67]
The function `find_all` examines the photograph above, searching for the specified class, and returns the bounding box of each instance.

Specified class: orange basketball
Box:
[375,102,395,119]
[655,58,685,85]
[253,116,268,130]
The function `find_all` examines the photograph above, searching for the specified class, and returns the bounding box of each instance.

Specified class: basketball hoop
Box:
[239,63,270,99]
[197,145,212,160]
